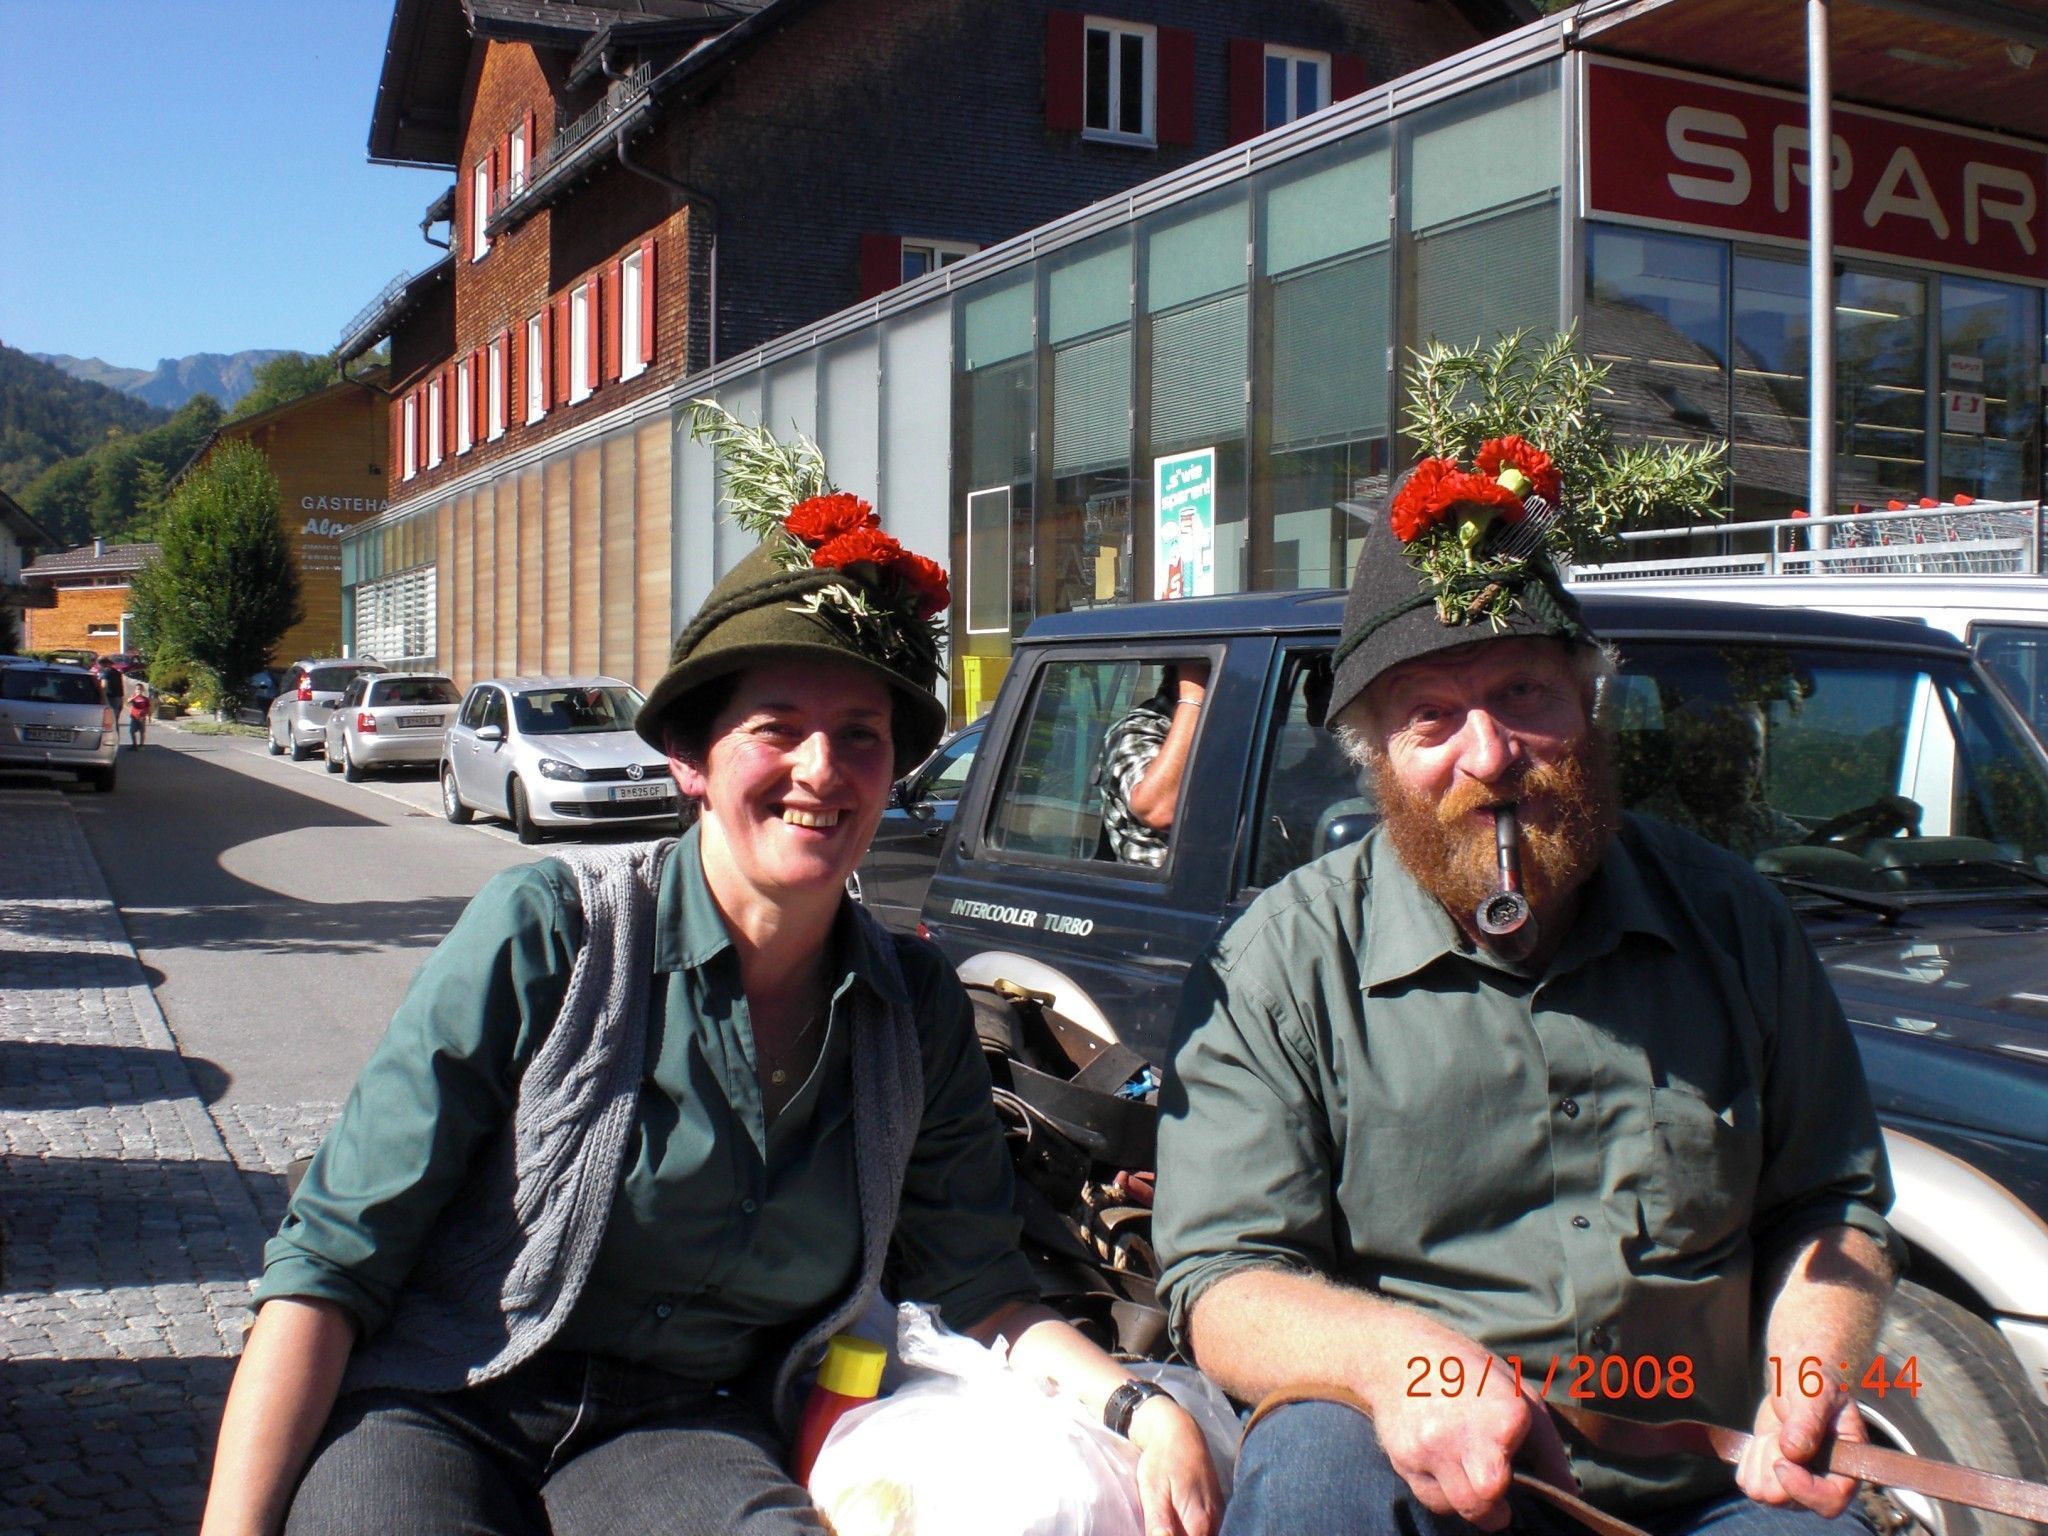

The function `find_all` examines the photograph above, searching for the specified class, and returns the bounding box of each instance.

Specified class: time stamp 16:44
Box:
[1406,1353,1923,1402]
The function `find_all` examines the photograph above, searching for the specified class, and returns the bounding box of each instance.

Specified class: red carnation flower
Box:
[1445,470,1527,521]
[1475,436,1562,504]
[812,526,902,572]
[1390,458,1461,542]
[785,492,878,545]
[893,551,951,621]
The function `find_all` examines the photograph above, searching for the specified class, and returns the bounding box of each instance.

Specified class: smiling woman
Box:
[201,419,1221,1536]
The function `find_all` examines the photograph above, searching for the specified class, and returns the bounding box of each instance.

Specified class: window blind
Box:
[1053,330,1132,477]
[1151,292,1246,449]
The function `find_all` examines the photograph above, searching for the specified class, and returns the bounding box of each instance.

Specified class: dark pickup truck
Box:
[920,588,2048,1536]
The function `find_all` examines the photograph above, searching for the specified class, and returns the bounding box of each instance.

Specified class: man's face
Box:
[1360,637,1616,923]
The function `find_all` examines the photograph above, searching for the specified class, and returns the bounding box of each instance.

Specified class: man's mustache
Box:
[1433,762,1573,829]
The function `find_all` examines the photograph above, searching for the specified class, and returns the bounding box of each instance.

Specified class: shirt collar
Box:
[654,822,911,1013]
[1359,821,1680,991]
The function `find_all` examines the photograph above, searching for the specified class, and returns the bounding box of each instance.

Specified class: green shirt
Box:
[259,826,1037,1384]
[1155,815,1898,1514]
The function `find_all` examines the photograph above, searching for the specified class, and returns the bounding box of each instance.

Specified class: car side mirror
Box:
[477,724,505,744]
[892,777,917,809]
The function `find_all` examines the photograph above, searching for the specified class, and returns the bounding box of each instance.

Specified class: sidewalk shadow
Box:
[0,949,165,991]
[0,1356,231,1533]
[0,1042,229,1111]
[0,1153,279,1289]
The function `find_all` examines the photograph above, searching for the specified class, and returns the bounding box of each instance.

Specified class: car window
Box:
[339,678,365,708]
[1,669,103,707]
[1971,623,2048,738]
[371,677,460,707]
[512,686,644,735]
[459,688,489,729]
[480,689,509,732]
[922,732,979,804]
[1249,650,1373,888]
[310,665,378,693]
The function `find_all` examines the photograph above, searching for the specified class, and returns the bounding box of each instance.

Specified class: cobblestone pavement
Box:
[1,785,276,1535]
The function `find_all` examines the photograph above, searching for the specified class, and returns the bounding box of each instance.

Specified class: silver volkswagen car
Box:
[440,676,677,843]
[0,661,120,792]
[322,672,462,781]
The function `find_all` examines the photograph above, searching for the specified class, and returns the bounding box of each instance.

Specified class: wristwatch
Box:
[1103,1379,1170,1438]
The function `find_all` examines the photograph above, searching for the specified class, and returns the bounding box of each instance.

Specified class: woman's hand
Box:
[1126,1392,1223,1536]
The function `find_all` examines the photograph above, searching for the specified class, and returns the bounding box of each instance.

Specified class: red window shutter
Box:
[640,238,657,364]
[1157,27,1196,145]
[501,131,512,183]
[489,147,501,214]
[523,108,537,156]
[1044,11,1084,132]
[1228,39,1265,145]
[605,260,624,381]
[510,325,523,419]
[1332,54,1368,102]
[857,234,901,301]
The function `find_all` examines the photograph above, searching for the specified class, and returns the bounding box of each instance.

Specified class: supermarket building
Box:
[341,0,2048,721]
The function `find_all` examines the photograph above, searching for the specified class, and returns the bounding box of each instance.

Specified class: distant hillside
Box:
[31,348,286,412]
[0,345,170,496]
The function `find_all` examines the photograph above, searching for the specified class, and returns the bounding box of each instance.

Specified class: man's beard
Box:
[1370,732,1619,933]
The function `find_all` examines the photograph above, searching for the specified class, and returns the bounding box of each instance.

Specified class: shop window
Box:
[570,283,593,402]
[1084,19,1154,145]
[402,393,418,480]
[1836,269,1926,508]
[1255,129,1393,590]
[1586,225,1730,455]
[621,250,646,380]
[1731,252,1809,523]
[1939,277,2040,503]
[957,274,1037,641]
[457,360,474,454]
[526,313,547,423]
[471,159,491,260]
[1045,234,1133,619]
[1264,46,1329,131]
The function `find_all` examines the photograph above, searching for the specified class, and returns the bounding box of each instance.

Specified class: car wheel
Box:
[267,725,284,756]
[1851,1279,2048,1536]
[509,778,544,845]
[342,741,364,783]
[440,765,473,825]
[90,765,117,794]
[324,741,342,773]
[289,730,311,763]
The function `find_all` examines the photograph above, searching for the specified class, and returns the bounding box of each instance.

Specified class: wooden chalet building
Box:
[335,0,1526,684]
[21,541,161,658]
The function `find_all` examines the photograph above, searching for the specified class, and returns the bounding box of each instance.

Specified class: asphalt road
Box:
[44,725,576,1109]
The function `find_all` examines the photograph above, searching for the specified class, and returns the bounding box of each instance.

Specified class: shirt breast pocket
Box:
[1641,1084,1762,1258]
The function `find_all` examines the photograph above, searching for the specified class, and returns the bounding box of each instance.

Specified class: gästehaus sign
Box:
[296,495,387,572]
[1585,58,2048,285]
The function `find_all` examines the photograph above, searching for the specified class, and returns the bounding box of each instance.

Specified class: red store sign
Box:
[1584,58,2048,285]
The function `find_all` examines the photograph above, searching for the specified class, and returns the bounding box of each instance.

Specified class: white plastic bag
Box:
[806,1304,1145,1536]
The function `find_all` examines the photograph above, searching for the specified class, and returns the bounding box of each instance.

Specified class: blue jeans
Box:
[284,1350,826,1536]
[1222,1402,1877,1536]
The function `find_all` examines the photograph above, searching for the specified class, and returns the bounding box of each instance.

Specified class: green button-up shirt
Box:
[1156,815,1897,1514]
[259,827,1037,1385]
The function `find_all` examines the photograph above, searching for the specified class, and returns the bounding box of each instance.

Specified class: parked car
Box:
[266,659,389,761]
[440,676,677,844]
[924,588,2048,1518]
[0,660,119,792]
[321,672,462,781]
[854,718,984,931]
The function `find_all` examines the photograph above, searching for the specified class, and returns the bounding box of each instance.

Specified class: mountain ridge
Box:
[29,348,287,412]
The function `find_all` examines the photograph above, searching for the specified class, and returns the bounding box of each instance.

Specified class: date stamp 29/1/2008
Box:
[1404,1354,1923,1402]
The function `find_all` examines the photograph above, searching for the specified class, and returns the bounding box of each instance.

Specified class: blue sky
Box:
[0,0,449,368]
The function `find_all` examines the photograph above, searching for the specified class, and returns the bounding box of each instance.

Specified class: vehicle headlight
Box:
[537,758,588,781]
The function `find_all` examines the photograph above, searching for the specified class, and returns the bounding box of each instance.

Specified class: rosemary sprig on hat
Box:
[687,398,948,675]
[1396,329,1725,625]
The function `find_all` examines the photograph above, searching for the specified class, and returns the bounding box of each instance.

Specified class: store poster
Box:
[1154,448,1216,600]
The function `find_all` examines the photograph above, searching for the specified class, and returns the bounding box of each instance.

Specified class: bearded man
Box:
[1154,464,1899,1536]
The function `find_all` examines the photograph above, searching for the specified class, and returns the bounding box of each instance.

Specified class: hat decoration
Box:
[684,400,949,679]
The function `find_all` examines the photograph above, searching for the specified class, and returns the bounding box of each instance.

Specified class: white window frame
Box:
[471,159,492,260]
[900,239,977,284]
[426,376,444,466]
[620,251,647,381]
[509,122,528,197]
[402,394,418,480]
[526,313,547,423]
[1264,44,1330,130]
[1083,18,1156,147]
[570,283,593,402]
[488,339,506,440]
[456,361,474,454]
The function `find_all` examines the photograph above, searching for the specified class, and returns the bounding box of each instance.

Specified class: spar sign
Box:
[1584,58,2048,284]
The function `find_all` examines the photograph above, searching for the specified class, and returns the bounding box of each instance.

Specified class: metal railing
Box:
[492,63,654,222]
[1569,501,2046,581]
[339,271,412,350]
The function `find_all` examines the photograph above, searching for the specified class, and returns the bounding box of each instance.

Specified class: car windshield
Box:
[311,666,380,692]
[1,669,103,706]
[1610,641,2048,900]
[512,686,645,735]
[370,677,459,707]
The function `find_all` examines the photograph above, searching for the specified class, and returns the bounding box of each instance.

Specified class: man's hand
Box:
[1369,1344,1539,1531]
[1738,1382,1864,1516]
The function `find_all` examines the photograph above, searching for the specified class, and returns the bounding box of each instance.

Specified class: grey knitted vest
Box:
[343,837,927,1434]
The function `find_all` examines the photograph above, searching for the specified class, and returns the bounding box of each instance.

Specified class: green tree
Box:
[131,438,301,712]
[231,351,339,421]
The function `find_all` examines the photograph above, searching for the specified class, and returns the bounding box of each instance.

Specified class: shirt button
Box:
[655,1303,673,1319]
[741,1198,758,1214]
[1589,1326,1612,1350]
[1571,1214,1591,1229]
[1559,1098,1580,1119]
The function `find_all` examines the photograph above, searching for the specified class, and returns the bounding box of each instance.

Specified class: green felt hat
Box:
[635,545,947,776]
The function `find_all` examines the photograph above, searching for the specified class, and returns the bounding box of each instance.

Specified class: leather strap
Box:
[1244,1389,2048,1531]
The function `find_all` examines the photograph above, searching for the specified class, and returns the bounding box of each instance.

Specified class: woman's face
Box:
[671,661,896,908]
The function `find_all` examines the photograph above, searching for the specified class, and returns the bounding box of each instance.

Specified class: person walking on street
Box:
[126,682,150,748]
[98,661,125,713]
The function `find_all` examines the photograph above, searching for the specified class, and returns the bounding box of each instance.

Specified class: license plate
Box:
[24,726,73,743]
[398,715,443,728]
[613,783,670,803]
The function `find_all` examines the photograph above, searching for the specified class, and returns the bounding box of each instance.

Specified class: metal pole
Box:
[1808,0,1835,529]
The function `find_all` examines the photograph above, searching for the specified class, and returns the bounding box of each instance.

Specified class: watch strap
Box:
[1103,1379,1169,1438]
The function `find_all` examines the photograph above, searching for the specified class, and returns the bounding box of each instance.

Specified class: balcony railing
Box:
[339,271,412,350]
[491,63,652,222]
[1568,501,2046,580]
